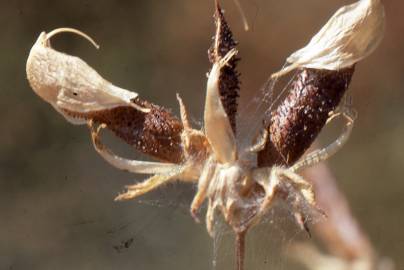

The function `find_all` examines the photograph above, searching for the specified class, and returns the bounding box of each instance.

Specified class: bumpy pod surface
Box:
[63,98,184,163]
[208,3,240,134]
[258,67,355,167]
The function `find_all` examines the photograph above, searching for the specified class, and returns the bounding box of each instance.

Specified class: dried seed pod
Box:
[26,28,184,163]
[259,0,385,166]
[208,2,240,133]
[64,97,184,163]
[205,50,238,164]
[272,0,385,78]
[26,28,149,125]
[258,67,355,167]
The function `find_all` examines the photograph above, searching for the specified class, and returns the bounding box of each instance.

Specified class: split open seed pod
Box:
[26,28,149,124]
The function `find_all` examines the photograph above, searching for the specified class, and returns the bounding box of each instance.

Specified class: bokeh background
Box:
[1,0,403,269]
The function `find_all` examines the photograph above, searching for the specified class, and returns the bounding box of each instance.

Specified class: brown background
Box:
[1,0,403,269]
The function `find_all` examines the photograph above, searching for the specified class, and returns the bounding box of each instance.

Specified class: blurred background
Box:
[0,0,403,269]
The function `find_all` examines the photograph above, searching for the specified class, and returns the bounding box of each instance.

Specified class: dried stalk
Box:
[236,230,246,270]
[208,5,247,268]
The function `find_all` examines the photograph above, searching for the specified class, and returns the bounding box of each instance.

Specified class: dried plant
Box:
[25,1,385,269]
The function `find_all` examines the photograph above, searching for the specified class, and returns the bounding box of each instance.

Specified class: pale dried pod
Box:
[26,27,149,124]
[205,49,238,164]
[272,0,385,78]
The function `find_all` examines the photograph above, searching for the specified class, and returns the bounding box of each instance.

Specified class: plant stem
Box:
[236,230,246,270]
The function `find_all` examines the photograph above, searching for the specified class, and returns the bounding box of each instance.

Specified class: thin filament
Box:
[46,27,100,49]
[233,0,250,31]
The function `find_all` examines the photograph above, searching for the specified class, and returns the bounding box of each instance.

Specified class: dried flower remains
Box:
[26,1,385,270]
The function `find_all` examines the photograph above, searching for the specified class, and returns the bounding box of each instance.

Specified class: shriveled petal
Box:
[204,50,238,164]
[272,0,385,77]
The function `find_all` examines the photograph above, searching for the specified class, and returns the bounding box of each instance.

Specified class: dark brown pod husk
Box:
[208,2,240,133]
[258,66,355,167]
[63,97,184,164]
